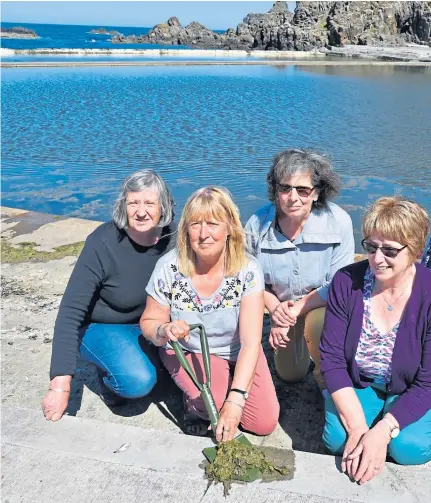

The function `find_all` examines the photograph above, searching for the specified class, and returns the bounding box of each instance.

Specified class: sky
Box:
[1,1,297,30]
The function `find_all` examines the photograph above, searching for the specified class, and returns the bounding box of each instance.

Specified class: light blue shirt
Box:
[145,249,264,360]
[245,202,354,302]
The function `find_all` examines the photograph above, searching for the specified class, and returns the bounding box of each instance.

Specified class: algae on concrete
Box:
[205,439,293,496]
[1,238,84,263]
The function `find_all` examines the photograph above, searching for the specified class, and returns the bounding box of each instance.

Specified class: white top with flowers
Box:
[145,249,264,360]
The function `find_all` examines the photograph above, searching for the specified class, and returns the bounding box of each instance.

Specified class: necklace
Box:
[381,291,405,311]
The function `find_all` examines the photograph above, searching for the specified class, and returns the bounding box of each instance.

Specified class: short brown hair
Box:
[362,196,430,261]
[177,186,247,277]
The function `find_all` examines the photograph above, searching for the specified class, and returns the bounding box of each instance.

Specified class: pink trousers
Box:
[159,347,280,436]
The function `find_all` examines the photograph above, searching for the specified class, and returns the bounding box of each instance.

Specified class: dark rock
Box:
[1,26,38,38]
[110,1,431,50]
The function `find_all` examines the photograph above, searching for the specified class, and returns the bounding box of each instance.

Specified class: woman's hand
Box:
[216,398,244,442]
[158,320,191,343]
[341,425,369,479]
[42,376,71,421]
[269,326,291,349]
[271,300,298,328]
[347,421,390,484]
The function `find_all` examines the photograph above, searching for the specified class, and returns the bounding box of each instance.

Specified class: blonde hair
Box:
[177,186,247,277]
[363,196,430,261]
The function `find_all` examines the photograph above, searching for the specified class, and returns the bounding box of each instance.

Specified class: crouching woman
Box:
[320,196,431,484]
[141,186,279,442]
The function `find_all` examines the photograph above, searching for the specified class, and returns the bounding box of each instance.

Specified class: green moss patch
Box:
[1,238,84,263]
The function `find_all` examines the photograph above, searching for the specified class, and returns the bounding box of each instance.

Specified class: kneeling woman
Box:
[320,196,431,484]
[141,187,279,441]
[43,170,175,421]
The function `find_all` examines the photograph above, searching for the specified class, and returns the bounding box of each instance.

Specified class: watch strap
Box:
[230,388,248,398]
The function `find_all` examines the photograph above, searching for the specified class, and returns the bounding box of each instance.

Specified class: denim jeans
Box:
[323,386,431,465]
[80,323,157,399]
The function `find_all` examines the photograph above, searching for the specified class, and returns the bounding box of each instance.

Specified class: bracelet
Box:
[224,400,244,410]
[49,388,70,393]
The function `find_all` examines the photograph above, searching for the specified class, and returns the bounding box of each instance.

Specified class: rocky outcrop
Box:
[89,28,121,36]
[111,1,431,50]
[0,26,39,39]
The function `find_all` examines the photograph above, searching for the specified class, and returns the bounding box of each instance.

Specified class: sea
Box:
[1,23,431,251]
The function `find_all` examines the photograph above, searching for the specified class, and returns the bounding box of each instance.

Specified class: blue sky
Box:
[1,1,297,30]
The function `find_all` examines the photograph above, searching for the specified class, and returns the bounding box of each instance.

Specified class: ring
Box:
[224,428,230,432]
[373,467,380,471]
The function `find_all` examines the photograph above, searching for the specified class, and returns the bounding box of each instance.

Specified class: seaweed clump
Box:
[205,439,291,496]
[1,238,84,263]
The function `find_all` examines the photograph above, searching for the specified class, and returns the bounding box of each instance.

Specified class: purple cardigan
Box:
[320,260,431,430]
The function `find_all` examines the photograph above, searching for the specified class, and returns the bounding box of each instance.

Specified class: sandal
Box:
[183,396,210,437]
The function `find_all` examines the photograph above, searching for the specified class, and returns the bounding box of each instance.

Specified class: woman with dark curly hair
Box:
[246,149,354,388]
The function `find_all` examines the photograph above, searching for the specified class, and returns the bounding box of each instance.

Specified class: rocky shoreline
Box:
[111,1,431,51]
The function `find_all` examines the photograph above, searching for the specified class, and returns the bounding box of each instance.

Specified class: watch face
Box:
[244,392,249,400]
[391,428,400,439]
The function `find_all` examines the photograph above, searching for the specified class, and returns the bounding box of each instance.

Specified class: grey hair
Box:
[266,148,340,210]
[112,170,174,229]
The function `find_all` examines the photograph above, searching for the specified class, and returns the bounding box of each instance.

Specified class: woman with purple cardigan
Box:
[320,196,431,485]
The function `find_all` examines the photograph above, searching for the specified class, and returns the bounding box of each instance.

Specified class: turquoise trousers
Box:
[323,386,431,465]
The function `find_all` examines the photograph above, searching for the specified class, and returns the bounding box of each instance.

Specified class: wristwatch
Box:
[382,417,400,439]
[230,388,249,400]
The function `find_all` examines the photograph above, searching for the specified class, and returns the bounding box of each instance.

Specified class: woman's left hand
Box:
[271,300,298,327]
[215,399,243,443]
[346,421,390,484]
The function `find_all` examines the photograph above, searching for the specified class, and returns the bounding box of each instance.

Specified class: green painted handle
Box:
[171,339,202,391]
[170,323,219,432]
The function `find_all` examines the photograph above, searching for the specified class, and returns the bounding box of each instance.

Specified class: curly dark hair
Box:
[266,148,340,210]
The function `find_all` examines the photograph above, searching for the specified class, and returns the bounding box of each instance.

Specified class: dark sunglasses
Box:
[361,239,408,258]
[277,183,315,198]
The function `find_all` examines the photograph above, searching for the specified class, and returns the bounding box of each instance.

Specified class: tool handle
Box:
[189,324,212,387]
[171,340,202,391]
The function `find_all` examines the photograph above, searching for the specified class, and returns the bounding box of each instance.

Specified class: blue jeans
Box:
[323,386,431,465]
[80,323,157,399]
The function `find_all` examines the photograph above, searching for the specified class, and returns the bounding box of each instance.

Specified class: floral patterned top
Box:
[145,249,264,360]
[355,267,399,384]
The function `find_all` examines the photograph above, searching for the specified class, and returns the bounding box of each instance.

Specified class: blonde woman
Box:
[320,197,431,484]
[141,187,279,441]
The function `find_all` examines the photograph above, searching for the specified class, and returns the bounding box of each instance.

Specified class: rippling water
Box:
[2,64,430,250]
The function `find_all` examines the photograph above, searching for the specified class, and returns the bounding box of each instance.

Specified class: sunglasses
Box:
[277,183,315,198]
[361,239,408,258]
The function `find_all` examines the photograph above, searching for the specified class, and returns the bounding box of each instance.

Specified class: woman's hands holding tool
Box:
[216,392,244,442]
[157,320,191,343]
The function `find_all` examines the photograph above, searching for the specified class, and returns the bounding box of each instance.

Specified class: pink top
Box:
[355,267,399,384]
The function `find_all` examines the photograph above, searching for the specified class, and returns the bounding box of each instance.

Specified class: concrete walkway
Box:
[1,206,429,502]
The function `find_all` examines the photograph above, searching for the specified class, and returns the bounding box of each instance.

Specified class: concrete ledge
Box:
[3,60,431,68]
[2,406,429,502]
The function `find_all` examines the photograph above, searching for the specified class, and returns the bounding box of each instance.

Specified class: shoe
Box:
[183,394,210,436]
[97,369,127,407]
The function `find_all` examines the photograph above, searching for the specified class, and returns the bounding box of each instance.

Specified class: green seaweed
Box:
[205,439,291,496]
[1,238,84,263]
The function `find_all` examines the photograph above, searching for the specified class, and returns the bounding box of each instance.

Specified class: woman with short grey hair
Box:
[42,170,176,422]
[246,148,354,388]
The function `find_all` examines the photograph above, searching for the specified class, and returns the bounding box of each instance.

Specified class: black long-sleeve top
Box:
[50,221,175,379]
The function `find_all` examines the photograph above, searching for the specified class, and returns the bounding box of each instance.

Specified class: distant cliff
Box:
[112,1,431,51]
